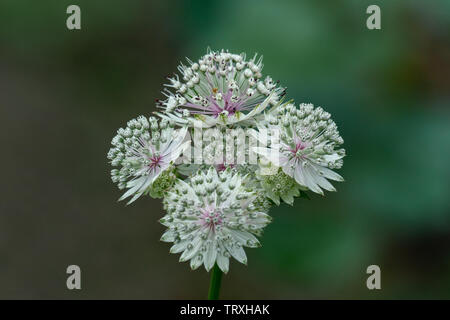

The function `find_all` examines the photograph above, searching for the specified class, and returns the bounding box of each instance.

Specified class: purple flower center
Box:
[199,208,223,231]
[293,141,307,152]
[216,163,235,172]
[148,154,163,171]
[290,140,309,159]
[184,89,250,118]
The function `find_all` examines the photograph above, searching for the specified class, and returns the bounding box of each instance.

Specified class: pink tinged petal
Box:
[184,102,210,110]
[206,97,224,114]
[188,110,217,115]
[223,88,233,103]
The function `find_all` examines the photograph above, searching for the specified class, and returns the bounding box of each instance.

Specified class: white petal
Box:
[233,246,248,265]
[323,153,344,162]
[312,163,344,181]
[179,236,202,262]
[160,230,175,242]
[170,239,189,254]
[190,254,203,270]
[204,240,218,272]
[164,140,191,163]
[243,92,274,119]
[230,230,260,248]
[293,164,306,187]
[119,176,147,202]
[216,253,229,274]
[303,166,323,194]
[163,127,188,155]
[314,172,336,192]
[225,242,247,265]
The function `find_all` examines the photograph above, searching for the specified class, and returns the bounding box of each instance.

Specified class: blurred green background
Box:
[1,0,449,299]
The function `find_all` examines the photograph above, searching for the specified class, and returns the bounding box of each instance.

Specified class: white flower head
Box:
[156,49,285,128]
[254,103,345,195]
[160,167,272,273]
[107,116,189,204]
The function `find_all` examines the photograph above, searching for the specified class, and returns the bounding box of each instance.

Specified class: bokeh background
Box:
[1,0,449,299]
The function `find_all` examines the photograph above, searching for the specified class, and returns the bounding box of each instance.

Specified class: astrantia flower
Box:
[159,167,272,273]
[254,103,345,194]
[156,49,285,127]
[107,116,189,204]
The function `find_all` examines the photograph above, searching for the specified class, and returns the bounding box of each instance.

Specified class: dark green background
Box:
[1,0,449,299]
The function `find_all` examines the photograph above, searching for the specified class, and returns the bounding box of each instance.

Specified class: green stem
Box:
[207,264,223,300]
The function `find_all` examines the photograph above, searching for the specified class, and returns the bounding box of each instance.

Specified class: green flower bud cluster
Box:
[258,168,303,205]
[148,167,177,198]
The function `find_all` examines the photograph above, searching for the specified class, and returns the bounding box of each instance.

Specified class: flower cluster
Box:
[107,49,345,273]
